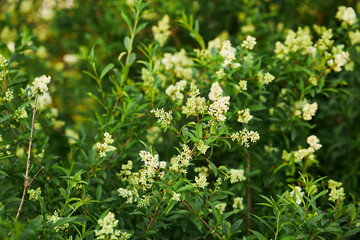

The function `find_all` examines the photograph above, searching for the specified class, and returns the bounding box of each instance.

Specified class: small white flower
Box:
[33,75,51,93]
[241,35,257,50]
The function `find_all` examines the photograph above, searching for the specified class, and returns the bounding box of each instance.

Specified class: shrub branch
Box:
[16,94,39,219]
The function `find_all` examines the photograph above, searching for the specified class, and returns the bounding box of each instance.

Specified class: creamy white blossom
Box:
[153,15,171,46]
[151,108,173,127]
[241,35,256,50]
[336,6,357,25]
[220,40,236,66]
[329,187,345,202]
[28,187,41,201]
[290,186,304,205]
[193,173,209,188]
[233,197,244,210]
[33,75,51,93]
[307,135,322,151]
[237,108,253,124]
[229,169,246,183]
[47,210,69,232]
[96,132,116,157]
[302,102,318,121]
[231,129,260,147]
[139,150,160,177]
[166,80,187,102]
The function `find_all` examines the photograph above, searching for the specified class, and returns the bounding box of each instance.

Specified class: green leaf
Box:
[0,170,9,177]
[230,219,243,233]
[209,162,218,177]
[177,184,193,192]
[0,114,13,123]
[8,77,27,87]
[100,63,114,80]
[128,53,136,65]
[165,200,176,215]
[135,22,148,34]
[96,184,102,201]
[249,230,267,240]
[121,11,133,30]
[124,36,131,52]
[343,228,360,238]
[309,190,328,206]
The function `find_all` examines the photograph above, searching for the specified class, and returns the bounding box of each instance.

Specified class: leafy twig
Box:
[16,94,39,219]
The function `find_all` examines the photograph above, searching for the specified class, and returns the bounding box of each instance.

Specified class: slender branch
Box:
[27,166,44,188]
[16,94,38,219]
[246,152,252,236]
[181,199,222,239]
[170,122,182,137]
[146,191,167,232]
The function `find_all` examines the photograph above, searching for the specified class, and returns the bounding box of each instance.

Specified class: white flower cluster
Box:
[197,140,210,154]
[193,173,209,188]
[172,192,181,202]
[228,169,246,183]
[241,35,257,50]
[316,28,333,51]
[166,79,187,102]
[194,166,209,177]
[282,135,321,163]
[14,107,28,121]
[289,186,304,205]
[139,150,160,178]
[328,179,345,202]
[259,72,275,85]
[33,75,51,93]
[151,108,173,127]
[274,27,313,58]
[208,82,230,122]
[302,102,318,121]
[28,187,41,201]
[327,51,349,72]
[152,15,171,46]
[96,132,116,157]
[0,53,7,68]
[216,68,226,79]
[137,195,151,208]
[182,83,207,116]
[232,197,244,210]
[162,49,193,79]
[237,108,253,124]
[118,160,133,180]
[335,6,357,25]
[214,203,227,215]
[170,144,192,173]
[231,129,260,147]
[47,210,69,232]
[235,80,247,92]
[38,92,53,109]
[95,212,132,240]
[220,40,236,66]
[307,135,322,151]
[118,188,134,203]
[141,68,154,89]
[4,89,13,102]
[349,30,360,45]
[208,82,223,101]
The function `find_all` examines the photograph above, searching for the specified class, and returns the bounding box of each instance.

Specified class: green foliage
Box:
[0,0,360,239]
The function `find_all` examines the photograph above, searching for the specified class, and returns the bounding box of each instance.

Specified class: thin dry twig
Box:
[27,166,44,188]
[16,94,39,219]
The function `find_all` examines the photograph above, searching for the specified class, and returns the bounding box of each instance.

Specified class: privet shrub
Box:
[1,0,360,239]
